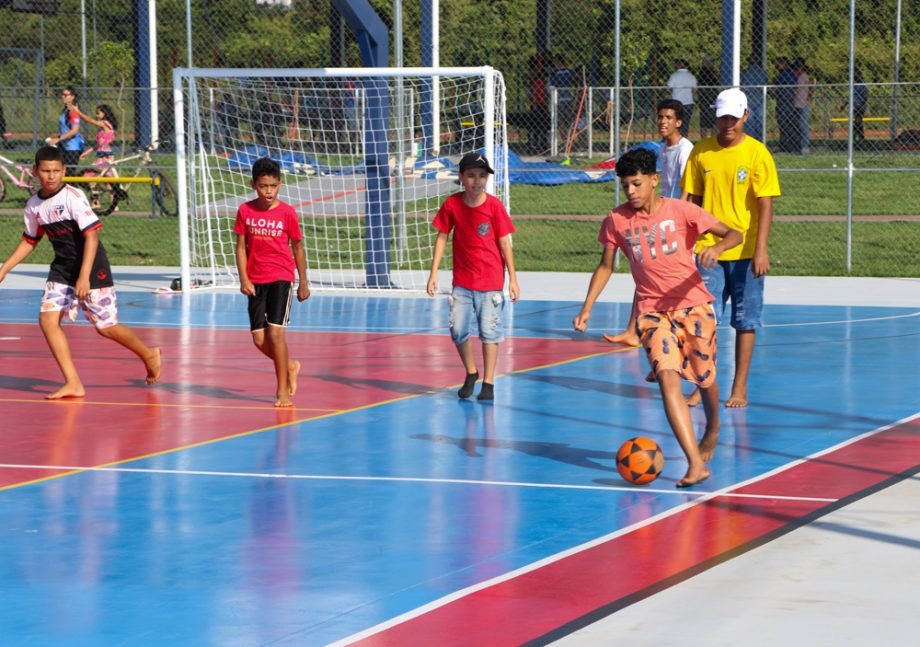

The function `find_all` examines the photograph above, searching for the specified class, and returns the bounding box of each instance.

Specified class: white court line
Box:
[329,411,920,645]
[0,462,836,502]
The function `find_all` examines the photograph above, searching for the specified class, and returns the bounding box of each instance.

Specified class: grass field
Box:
[1,150,918,277]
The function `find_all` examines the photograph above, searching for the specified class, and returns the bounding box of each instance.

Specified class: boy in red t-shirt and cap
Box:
[235,157,310,407]
[573,148,742,487]
[427,152,520,401]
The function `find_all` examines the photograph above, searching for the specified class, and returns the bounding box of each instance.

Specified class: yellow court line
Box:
[1,343,636,492]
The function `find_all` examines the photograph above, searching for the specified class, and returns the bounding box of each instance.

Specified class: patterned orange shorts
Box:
[638,303,718,388]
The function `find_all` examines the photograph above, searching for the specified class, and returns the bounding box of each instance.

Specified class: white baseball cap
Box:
[712,88,748,118]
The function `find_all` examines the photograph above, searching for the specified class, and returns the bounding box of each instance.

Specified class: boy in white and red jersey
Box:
[573,148,742,487]
[0,145,161,399]
[234,157,310,407]
[427,152,520,401]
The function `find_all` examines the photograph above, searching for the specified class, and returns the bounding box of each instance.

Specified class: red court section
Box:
[348,418,920,646]
[0,323,611,489]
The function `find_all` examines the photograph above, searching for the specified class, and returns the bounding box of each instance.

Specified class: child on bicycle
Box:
[69,103,117,165]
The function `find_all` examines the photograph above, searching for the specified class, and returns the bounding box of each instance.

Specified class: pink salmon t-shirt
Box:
[233,199,303,284]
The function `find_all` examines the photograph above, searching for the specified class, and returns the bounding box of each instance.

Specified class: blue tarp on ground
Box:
[225,142,664,185]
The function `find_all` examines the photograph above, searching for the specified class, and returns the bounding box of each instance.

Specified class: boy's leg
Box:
[81,286,160,385]
[266,325,292,407]
[603,292,640,346]
[656,370,709,487]
[476,291,506,400]
[251,329,300,397]
[96,324,162,385]
[698,382,721,461]
[725,260,764,408]
[449,287,479,398]
[727,330,755,407]
[39,310,85,399]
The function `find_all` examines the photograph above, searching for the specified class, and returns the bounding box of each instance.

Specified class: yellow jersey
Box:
[682,135,781,260]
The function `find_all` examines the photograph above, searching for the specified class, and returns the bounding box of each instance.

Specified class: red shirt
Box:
[433,193,515,291]
[598,198,717,314]
[234,199,303,284]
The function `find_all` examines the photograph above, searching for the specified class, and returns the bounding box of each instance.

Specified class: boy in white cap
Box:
[681,88,781,408]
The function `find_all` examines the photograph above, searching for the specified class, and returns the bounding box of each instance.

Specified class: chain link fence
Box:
[0,0,917,276]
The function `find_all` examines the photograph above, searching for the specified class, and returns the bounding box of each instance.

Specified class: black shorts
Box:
[247,280,294,331]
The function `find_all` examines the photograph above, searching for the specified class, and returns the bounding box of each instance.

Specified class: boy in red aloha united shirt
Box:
[427,152,520,401]
[234,157,310,407]
[573,148,742,487]
[0,145,161,399]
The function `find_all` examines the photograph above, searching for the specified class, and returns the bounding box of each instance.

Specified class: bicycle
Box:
[78,143,178,217]
[0,153,39,202]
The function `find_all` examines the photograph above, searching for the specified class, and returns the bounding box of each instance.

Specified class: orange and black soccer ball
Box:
[616,436,665,485]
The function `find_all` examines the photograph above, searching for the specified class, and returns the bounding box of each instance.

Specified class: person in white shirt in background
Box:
[667,59,697,138]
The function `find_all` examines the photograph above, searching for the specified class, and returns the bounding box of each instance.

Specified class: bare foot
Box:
[46,383,86,400]
[274,395,293,408]
[144,348,162,385]
[725,391,748,408]
[676,465,711,488]
[288,360,301,396]
[685,388,702,407]
[698,424,720,462]
[602,331,640,347]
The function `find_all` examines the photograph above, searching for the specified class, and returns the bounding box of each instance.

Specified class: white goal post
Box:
[172,66,508,292]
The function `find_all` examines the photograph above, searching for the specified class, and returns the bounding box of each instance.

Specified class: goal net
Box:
[172,66,508,292]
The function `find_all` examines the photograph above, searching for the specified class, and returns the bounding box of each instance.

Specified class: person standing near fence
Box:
[682,88,781,408]
[793,59,813,154]
[667,59,697,138]
[68,103,117,164]
[697,56,719,139]
[47,87,85,176]
[774,57,798,153]
[852,67,868,142]
[741,54,768,139]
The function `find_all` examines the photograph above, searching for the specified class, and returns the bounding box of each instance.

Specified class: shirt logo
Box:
[477,222,491,236]
[53,205,66,217]
[736,166,750,184]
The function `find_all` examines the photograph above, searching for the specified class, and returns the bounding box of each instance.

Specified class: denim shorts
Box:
[696,258,764,330]
[448,286,505,345]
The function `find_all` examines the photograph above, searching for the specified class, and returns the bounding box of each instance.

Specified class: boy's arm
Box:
[752,196,773,277]
[235,234,255,296]
[498,234,520,302]
[75,228,100,299]
[426,232,449,296]
[697,221,743,269]
[573,247,616,332]
[0,239,39,283]
[291,239,310,302]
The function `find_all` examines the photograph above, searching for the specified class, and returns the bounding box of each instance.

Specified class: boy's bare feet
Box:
[685,388,702,407]
[676,464,710,488]
[698,423,720,462]
[288,360,301,396]
[726,390,748,408]
[274,395,293,408]
[144,348,161,385]
[603,331,640,347]
[46,383,86,400]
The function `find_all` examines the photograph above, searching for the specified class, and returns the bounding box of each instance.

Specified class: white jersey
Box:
[23,184,113,288]
[659,138,694,199]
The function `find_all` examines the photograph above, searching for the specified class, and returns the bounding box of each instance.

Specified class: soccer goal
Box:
[172,66,508,292]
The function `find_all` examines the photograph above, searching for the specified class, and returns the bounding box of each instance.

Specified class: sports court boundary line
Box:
[333,413,920,646]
